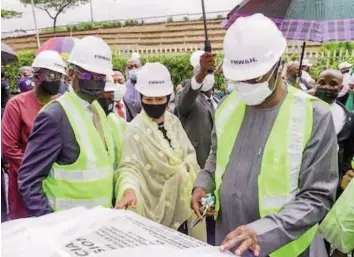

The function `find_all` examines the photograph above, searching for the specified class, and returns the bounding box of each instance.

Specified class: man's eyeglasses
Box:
[74,68,106,81]
[127,64,140,70]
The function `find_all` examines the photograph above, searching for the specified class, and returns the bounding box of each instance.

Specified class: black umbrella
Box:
[1,42,18,66]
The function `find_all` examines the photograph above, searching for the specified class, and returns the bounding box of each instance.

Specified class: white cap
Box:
[302,59,312,67]
[190,50,204,68]
[223,13,286,81]
[338,61,352,70]
[104,73,117,92]
[68,36,112,75]
[131,52,141,60]
[136,63,173,97]
[32,50,67,75]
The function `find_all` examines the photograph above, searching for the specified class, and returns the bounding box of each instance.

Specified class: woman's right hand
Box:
[115,189,137,209]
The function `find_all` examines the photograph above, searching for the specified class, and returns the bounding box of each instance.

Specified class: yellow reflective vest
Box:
[107,112,127,170]
[42,92,115,211]
[319,157,354,253]
[214,86,318,257]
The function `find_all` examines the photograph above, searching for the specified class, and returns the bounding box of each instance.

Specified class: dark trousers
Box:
[1,170,8,222]
[206,216,215,245]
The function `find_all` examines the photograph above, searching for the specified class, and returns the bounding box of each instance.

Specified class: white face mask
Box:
[113,84,127,102]
[201,74,215,92]
[231,66,278,106]
[226,81,235,94]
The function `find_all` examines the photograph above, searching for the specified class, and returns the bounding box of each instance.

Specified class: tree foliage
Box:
[3,50,353,93]
[1,9,23,19]
[20,0,89,31]
[321,42,354,54]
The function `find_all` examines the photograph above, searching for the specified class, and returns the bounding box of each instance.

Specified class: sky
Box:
[1,0,241,32]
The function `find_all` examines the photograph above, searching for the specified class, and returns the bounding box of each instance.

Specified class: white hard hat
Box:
[302,59,313,67]
[338,61,352,70]
[68,36,112,75]
[136,63,173,97]
[190,50,204,68]
[223,13,286,81]
[32,50,66,75]
[104,73,117,92]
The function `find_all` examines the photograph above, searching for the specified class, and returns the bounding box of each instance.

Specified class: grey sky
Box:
[1,0,240,32]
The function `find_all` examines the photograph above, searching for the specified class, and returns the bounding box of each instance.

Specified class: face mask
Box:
[142,101,168,119]
[41,81,61,96]
[232,65,278,106]
[315,87,338,104]
[97,98,114,115]
[226,83,235,94]
[78,79,105,102]
[113,84,127,102]
[201,74,215,92]
[128,69,140,84]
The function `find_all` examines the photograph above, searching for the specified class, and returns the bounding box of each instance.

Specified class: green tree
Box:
[1,9,22,19]
[20,0,89,31]
[321,42,354,54]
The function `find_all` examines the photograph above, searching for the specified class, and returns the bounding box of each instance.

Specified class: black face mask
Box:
[97,98,114,115]
[315,87,339,104]
[41,81,61,96]
[78,79,105,102]
[142,102,168,119]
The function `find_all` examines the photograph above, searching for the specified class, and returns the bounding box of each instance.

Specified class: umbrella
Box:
[222,0,354,43]
[222,0,354,86]
[36,37,79,56]
[1,42,18,65]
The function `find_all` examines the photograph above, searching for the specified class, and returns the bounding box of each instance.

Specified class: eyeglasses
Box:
[37,71,63,81]
[127,64,140,70]
[74,68,106,81]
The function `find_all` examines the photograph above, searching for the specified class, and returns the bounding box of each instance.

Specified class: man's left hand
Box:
[220,225,260,256]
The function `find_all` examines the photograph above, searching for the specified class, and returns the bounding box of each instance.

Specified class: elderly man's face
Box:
[340,68,350,74]
[127,61,141,70]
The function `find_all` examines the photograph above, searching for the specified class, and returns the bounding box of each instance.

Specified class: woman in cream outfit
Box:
[115,63,206,242]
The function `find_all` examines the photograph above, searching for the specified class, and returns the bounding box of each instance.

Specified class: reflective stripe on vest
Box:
[42,92,115,211]
[214,86,318,257]
[48,166,112,181]
[47,196,109,210]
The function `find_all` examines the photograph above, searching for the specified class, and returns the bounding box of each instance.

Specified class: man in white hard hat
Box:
[111,70,128,120]
[175,50,218,245]
[337,61,353,104]
[97,73,127,170]
[18,36,116,217]
[191,14,338,257]
[2,50,66,219]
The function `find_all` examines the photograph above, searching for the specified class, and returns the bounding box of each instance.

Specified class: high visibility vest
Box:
[107,112,127,169]
[319,157,354,253]
[214,86,318,257]
[42,92,115,211]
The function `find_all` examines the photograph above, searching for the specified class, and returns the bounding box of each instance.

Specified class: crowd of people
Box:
[1,13,354,257]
